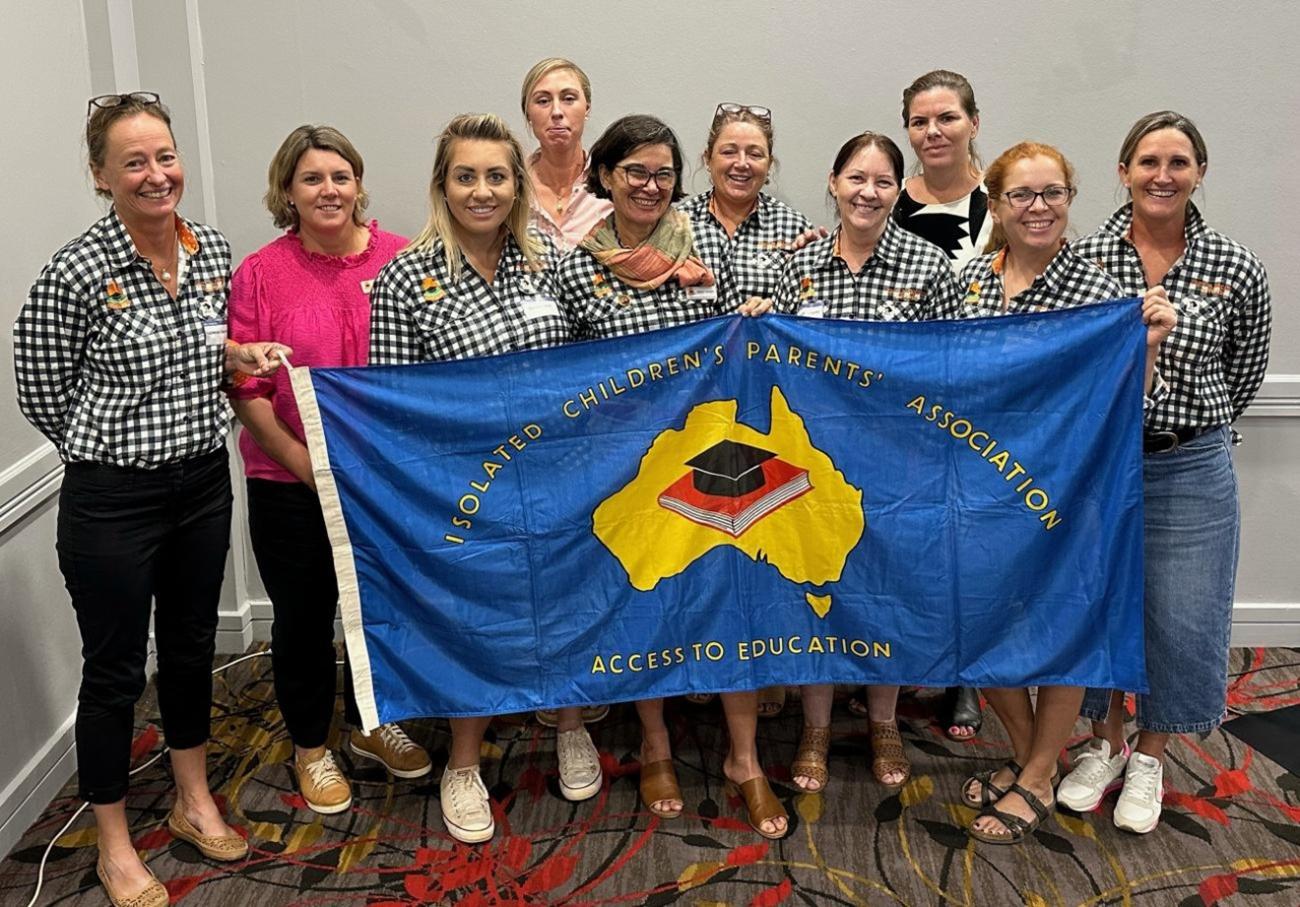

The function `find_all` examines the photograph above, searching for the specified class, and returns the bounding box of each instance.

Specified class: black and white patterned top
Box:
[1073,204,1271,433]
[14,209,232,468]
[554,228,726,340]
[955,242,1124,317]
[368,231,570,365]
[893,181,992,273]
[772,219,962,321]
[677,190,813,309]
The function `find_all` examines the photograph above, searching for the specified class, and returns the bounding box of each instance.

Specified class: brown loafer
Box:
[726,776,789,839]
[167,808,248,861]
[96,858,169,907]
[638,758,683,819]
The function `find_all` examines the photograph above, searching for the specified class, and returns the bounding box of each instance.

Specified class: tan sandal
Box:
[869,720,911,790]
[638,758,683,819]
[725,776,789,839]
[757,686,786,718]
[791,726,830,792]
[96,858,169,907]
[167,807,248,861]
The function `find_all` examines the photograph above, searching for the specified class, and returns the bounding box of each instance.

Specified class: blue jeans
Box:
[1082,426,1239,734]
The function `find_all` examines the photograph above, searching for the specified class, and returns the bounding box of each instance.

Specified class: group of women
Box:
[12,58,1270,905]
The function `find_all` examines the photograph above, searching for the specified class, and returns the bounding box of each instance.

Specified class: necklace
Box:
[150,238,178,283]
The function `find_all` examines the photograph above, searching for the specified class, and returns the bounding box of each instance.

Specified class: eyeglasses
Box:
[87,91,161,118]
[714,102,772,123]
[1002,185,1075,208]
[616,164,678,190]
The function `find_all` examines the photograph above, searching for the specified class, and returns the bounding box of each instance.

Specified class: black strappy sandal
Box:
[968,782,1055,845]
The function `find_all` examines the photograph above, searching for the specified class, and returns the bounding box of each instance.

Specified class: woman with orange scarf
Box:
[554,114,784,839]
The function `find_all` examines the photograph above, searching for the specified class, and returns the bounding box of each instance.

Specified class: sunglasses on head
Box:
[87,91,161,119]
[714,103,772,123]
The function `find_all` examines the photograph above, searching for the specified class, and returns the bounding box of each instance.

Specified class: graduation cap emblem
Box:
[658,439,812,538]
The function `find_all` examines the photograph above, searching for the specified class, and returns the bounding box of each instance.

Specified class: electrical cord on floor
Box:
[25,648,276,907]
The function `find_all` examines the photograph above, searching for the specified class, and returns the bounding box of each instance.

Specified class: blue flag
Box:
[292,302,1148,727]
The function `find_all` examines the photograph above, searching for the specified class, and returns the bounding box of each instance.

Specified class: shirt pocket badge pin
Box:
[798,276,816,301]
[105,278,131,310]
[592,273,613,299]
[964,280,982,305]
[422,276,446,303]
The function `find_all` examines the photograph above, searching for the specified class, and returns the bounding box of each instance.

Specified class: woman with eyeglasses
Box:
[554,114,787,839]
[225,125,432,818]
[520,57,613,252]
[772,132,962,797]
[368,113,581,845]
[870,69,990,742]
[1056,113,1270,835]
[675,101,816,727]
[13,92,287,907]
[954,141,1175,846]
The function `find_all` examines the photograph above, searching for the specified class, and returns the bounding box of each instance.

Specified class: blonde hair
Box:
[983,141,1076,253]
[520,58,592,116]
[264,125,369,230]
[405,113,541,281]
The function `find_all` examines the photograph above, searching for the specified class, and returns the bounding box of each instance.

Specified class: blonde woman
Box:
[520,57,612,251]
[368,113,597,844]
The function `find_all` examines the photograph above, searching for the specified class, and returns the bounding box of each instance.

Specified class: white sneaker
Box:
[1058,738,1129,812]
[557,727,603,801]
[440,766,495,844]
[1113,752,1164,834]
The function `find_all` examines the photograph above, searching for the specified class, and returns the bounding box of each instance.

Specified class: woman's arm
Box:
[13,264,85,445]
[1224,258,1272,421]
[230,396,315,489]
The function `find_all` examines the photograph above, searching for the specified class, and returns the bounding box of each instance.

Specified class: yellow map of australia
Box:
[593,386,865,610]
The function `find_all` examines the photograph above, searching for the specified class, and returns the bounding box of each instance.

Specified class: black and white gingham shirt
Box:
[677,190,813,310]
[773,220,963,321]
[1073,204,1271,433]
[554,239,726,341]
[955,242,1123,317]
[14,210,232,468]
[955,243,1166,412]
[369,231,571,365]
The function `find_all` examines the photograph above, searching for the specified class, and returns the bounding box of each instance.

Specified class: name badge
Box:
[203,320,227,346]
[521,295,560,320]
[684,285,719,302]
[798,300,826,319]
[199,295,226,346]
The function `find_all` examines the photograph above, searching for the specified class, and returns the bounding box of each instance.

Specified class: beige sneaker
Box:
[293,750,353,814]
[441,765,495,843]
[350,723,433,779]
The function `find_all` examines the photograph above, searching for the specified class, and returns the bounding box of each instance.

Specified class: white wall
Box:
[4,0,1298,857]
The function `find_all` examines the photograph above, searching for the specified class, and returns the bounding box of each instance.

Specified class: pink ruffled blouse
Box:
[227,220,406,482]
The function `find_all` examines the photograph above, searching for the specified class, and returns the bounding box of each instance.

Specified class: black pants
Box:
[246,478,360,748]
[57,448,232,804]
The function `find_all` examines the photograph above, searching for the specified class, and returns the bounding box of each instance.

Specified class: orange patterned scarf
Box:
[581,209,714,291]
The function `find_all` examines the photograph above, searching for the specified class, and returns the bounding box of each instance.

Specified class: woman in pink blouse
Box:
[227,125,432,816]
[521,57,613,252]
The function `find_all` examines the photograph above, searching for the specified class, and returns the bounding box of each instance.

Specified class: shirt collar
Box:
[830,218,903,269]
[704,189,769,228]
[99,208,200,268]
[1110,200,1207,246]
[527,148,593,188]
[990,239,1072,290]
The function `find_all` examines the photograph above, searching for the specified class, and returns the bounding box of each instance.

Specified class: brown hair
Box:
[86,95,175,199]
[1118,109,1208,172]
[830,132,905,186]
[264,125,369,230]
[900,69,982,171]
[983,141,1076,253]
[520,58,593,115]
[703,107,776,170]
[586,114,687,203]
[404,113,540,280]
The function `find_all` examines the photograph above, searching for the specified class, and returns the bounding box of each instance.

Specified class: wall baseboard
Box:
[0,712,76,861]
[1229,602,1300,647]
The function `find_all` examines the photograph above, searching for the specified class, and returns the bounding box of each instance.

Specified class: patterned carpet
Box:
[3,647,1300,906]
